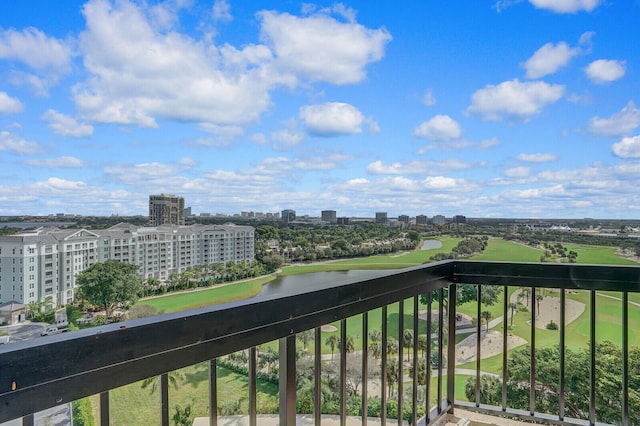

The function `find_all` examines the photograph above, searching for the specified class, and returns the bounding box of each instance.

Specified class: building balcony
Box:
[1,261,639,426]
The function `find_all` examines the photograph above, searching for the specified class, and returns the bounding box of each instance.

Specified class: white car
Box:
[40,326,60,336]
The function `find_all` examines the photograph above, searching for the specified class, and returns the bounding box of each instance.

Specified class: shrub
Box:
[546,320,558,330]
[72,398,95,426]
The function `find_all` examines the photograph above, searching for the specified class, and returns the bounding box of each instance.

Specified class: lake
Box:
[256,269,387,299]
[421,239,443,250]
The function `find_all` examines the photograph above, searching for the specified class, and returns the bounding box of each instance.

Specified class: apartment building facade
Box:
[149,194,185,226]
[0,223,254,307]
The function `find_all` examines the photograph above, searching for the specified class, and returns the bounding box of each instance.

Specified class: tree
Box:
[481,310,493,332]
[403,329,414,362]
[76,260,143,319]
[509,302,518,326]
[172,402,193,426]
[325,335,338,360]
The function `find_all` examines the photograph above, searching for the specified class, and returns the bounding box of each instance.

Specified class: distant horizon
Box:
[1,1,639,218]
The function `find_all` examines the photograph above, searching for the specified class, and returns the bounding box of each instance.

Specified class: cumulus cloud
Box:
[212,0,233,22]
[466,79,564,121]
[0,130,45,154]
[366,159,472,175]
[299,102,365,137]
[271,129,304,149]
[612,136,640,158]
[422,176,460,190]
[588,102,640,137]
[42,110,94,137]
[585,59,626,84]
[258,9,392,85]
[75,0,275,128]
[412,115,461,140]
[528,0,601,13]
[25,156,84,168]
[0,92,24,114]
[523,42,579,79]
[422,89,436,106]
[517,153,558,162]
[104,162,180,185]
[505,166,531,178]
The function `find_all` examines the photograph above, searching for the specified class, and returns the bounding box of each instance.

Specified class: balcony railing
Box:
[1,260,640,425]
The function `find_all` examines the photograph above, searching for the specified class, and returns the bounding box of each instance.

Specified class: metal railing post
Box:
[209,359,217,426]
[249,347,257,426]
[100,391,109,426]
[447,283,457,414]
[161,373,169,426]
[315,327,322,426]
[279,335,297,425]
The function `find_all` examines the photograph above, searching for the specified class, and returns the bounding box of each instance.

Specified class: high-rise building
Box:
[321,210,337,223]
[398,215,409,224]
[0,223,254,307]
[281,209,296,224]
[149,194,185,226]
[337,217,350,225]
[375,212,388,224]
[453,215,466,224]
[415,215,428,225]
[432,215,446,225]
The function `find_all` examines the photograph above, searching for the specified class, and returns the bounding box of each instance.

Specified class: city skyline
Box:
[0,1,639,218]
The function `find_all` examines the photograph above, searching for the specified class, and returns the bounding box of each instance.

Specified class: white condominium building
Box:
[0,223,254,307]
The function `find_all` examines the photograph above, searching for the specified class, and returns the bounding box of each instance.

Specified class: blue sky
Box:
[0,0,639,219]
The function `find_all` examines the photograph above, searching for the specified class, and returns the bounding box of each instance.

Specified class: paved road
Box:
[0,322,47,344]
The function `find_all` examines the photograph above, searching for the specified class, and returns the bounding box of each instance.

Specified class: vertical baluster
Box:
[279,335,296,425]
[382,305,388,425]
[315,327,322,426]
[425,292,432,423]
[161,373,169,426]
[502,285,508,412]
[340,319,347,426]
[623,292,629,426]
[589,290,596,425]
[209,359,217,426]
[398,301,404,426]
[447,285,456,415]
[529,286,536,416]
[249,347,257,426]
[559,289,565,422]
[100,391,109,426]
[362,312,369,426]
[412,296,419,426]
[22,414,33,426]
[476,285,482,407]
[437,288,444,413]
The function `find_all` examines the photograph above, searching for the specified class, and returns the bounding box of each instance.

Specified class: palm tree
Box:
[338,335,355,354]
[368,329,382,343]
[403,329,414,362]
[481,310,493,332]
[368,341,382,359]
[325,335,338,360]
[509,302,518,326]
[386,358,399,397]
[141,370,185,394]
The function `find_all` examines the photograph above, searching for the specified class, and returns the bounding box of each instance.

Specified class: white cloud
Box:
[75,0,273,128]
[104,162,180,185]
[25,156,84,168]
[0,27,73,72]
[523,42,579,79]
[212,0,233,23]
[42,110,94,138]
[517,153,558,162]
[528,0,601,13]
[422,89,436,106]
[585,59,626,84]
[0,130,45,155]
[466,79,564,122]
[299,102,365,137]
[271,129,304,149]
[422,176,461,190]
[257,9,391,85]
[198,123,245,145]
[612,136,640,158]
[588,102,640,137]
[366,159,472,175]
[412,115,461,140]
[0,92,24,114]
[505,166,530,178]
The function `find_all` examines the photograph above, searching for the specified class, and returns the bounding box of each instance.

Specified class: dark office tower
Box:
[149,194,185,226]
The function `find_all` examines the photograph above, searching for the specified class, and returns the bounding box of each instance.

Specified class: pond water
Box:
[421,239,443,250]
[256,269,386,299]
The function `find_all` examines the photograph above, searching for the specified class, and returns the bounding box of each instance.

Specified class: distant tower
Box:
[321,210,337,223]
[281,209,296,224]
[149,194,185,226]
[375,212,388,224]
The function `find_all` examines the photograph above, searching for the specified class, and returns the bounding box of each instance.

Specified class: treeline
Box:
[506,229,640,255]
[466,341,640,425]
[428,235,488,261]
[255,223,420,263]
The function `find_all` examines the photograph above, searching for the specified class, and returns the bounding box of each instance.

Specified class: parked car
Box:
[40,326,66,336]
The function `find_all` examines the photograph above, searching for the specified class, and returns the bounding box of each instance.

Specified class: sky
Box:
[0,0,639,219]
